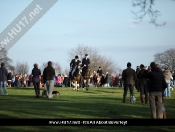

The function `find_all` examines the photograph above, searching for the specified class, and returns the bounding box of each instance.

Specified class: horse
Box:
[71,65,81,91]
[82,65,90,91]
[97,75,101,87]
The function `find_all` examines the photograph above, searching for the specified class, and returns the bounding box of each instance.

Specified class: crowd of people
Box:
[121,62,175,119]
[0,53,175,119]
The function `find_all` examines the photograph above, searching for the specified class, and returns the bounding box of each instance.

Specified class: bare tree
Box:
[54,62,62,75]
[40,62,47,74]
[15,61,29,75]
[0,48,13,70]
[132,0,175,26]
[154,48,175,72]
[68,44,121,75]
[8,65,15,74]
[40,61,62,75]
[62,67,70,76]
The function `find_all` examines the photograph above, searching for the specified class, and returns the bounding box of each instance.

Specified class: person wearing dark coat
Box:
[135,66,140,92]
[63,74,68,87]
[118,74,123,87]
[116,75,119,87]
[142,62,166,119]
[172,70,175,86]
[81,54,90,77]
[97,67,102,77]
[122,62,136,103]
[32,63,41,98]
[43,61,55,99]
[28,74,33,87]
[7,71,12,87]
[105,72,110,87]
[100,73,106,87]
[0,63,8,95]
[138,64,148,104]
[93,71,98,87]
[70,55,81,78]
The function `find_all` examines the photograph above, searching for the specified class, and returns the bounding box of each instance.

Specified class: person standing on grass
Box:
[138,64,148,104]
[0,62,8,95]
[122,62,136,103]
[163,67,172,97]
[135,66,141,92]
[118,74,123,88]
[63,74,68,87]
[100,73,106,87]
[32,63,41,98]
[142,62,166,119]
[7,70,12,87]
[162,93,166,119]
[28,74,33,87]
[172,70,175,86]
[105,72,110,87]
[43,61,55,99]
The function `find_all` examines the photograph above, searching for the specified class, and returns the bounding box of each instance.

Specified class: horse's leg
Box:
[77,83,79,91]
[80,76,83,89]
[86,79,89,91]
[75,81,77,91]
[83,79,86,91]
[81,77,84,91]
[71,81,75,90]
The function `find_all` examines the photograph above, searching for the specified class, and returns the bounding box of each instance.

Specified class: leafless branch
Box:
[132,0,169,26]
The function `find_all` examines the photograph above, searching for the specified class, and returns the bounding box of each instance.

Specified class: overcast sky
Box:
[1,0,175,74]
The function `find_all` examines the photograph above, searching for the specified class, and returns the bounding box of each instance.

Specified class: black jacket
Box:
[43,66,55,81]
[173,72,175,80]
[122,67,136,85]
[101,75,106,85]
[7,72,12,80]
[0,66,8,81]
[32,68,41,82]
[142,67,165,92]
[97,69,102,76]
[138,69,148,87]
[81,58,90,67]
[70,59,81,68]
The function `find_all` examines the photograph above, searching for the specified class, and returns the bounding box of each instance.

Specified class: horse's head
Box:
[84,66,90,78]
[74,65,81,77]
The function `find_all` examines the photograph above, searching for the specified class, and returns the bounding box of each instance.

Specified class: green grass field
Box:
[0,86,175,132]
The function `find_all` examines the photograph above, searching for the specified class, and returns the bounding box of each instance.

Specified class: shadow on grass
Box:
[0,89,175,132]
[0,94,151,119]
[7,87,44,90]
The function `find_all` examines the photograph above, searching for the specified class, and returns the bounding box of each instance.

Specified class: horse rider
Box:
[97,66,103,78]
[70,55,81,78]
[81,54,90,77]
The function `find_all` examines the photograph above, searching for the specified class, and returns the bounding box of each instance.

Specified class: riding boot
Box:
[140,95,145,104]
[69,72,71,78]
[145,94,148,104]
[163,111,166,119]
[122,96,126,103]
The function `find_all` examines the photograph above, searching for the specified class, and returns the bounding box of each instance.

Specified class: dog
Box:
[42,90,47,97]
[170,86,174,91]
[42,90,60,98]
[130,96,136,103]
[52,91,60,97]
[170,81,174,91]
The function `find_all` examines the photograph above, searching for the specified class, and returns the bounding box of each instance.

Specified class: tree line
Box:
[0,45,175,75]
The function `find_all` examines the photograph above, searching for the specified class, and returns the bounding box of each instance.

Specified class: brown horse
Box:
[71,65,81,91]
[82,65,90,91]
